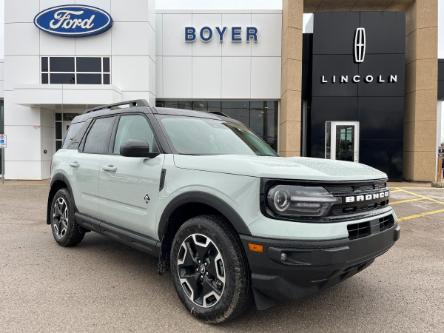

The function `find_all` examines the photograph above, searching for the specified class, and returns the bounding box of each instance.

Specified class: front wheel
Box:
[170,215,251,323]
[50,188,85,247]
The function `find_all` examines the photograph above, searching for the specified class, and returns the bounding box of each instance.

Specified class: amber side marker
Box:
[248,243,264,253]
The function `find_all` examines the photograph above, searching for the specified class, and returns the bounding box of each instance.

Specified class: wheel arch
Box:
[157,191,251,272]
[47,173,75,225]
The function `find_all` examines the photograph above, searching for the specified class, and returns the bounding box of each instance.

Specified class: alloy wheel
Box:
[52,197,69,240]
[177,233,226,308]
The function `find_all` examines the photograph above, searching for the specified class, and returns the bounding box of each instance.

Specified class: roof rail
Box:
[86,99,150,113]
[208,111,230,118]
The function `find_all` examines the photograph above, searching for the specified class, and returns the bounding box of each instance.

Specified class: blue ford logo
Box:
[34,4,113,37]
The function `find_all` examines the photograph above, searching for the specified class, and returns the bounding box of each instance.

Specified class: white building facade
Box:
[4,1,439,181]
[1,0,281,180]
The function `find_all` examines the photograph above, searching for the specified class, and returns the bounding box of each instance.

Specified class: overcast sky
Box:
[0,0,442,58]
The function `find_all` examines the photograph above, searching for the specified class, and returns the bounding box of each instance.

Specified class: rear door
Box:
[96,113,164,238]
[70,116,116,218]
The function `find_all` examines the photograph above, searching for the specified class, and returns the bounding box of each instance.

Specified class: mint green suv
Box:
[47,100,400,323]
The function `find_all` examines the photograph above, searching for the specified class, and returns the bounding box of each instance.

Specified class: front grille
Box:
[324,181,387,195]
[325,181,389,217]
[331,199,389,216]
[379,215,394,231]
[347,214,395,240]
[347,222,371,240]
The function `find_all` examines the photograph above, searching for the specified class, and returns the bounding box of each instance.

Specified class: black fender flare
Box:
[157,191,252,240]
[47,173,76,224]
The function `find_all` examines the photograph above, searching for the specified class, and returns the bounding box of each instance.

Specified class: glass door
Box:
[325,121,360,162]
[55,113,80,151]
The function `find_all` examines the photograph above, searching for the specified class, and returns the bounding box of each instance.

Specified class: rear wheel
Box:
[50,188,85,247]
[170,215,251,323]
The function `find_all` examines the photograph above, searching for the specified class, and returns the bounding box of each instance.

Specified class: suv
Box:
[48,100,400,323]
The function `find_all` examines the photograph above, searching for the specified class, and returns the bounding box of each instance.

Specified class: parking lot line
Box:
[397,188,444,205]
[398,208,444,222]
[390,197,425,205]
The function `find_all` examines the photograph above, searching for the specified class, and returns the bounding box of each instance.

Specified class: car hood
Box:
[173,155,387,181]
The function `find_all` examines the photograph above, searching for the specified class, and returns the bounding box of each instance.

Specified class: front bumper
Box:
[240,220,400,310]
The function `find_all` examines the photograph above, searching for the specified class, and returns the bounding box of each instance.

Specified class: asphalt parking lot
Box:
[0,181,443,332]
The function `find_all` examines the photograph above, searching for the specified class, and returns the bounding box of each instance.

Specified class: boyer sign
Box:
[34,4,113,37]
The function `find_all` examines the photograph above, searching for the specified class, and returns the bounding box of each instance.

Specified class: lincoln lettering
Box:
[49,10,95,29]
[321,74,398,84]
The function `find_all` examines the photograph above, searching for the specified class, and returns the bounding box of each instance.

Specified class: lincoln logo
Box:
[354,27,366,63]
[344,191,389,203]
[320,26,399,85]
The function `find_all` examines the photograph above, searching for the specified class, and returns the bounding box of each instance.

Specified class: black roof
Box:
[72,99,237,124]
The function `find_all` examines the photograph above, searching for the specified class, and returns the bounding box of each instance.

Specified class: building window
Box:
[41,57,111,85]
[155,100,278,150]
[55,113,80,151]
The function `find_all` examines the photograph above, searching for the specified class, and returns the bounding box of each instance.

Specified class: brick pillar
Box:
[404,0,438,181]
[280,0,303,156]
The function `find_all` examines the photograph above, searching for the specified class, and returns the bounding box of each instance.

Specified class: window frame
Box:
[79,112,164,156]
[110,112,161,156]
[80,115,117,155]
[41,56,111,85]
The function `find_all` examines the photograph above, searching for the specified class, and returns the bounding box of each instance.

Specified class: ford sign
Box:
[34,5,113,37]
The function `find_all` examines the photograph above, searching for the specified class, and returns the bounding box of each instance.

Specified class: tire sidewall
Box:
[170,216,247,322]
[50,188,76,246]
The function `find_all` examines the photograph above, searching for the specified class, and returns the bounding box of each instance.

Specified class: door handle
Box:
[69,161,80,168]
[102,165,117,173]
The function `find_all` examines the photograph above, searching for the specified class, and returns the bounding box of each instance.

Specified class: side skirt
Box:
[75,212,160,257]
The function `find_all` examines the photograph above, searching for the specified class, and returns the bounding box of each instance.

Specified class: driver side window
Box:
[113,115,159,154]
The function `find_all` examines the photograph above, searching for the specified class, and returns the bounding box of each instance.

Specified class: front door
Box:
[325,121,360,162]
[97,114,163,239]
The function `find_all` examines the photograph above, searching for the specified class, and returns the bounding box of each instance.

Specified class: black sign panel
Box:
[308,11,406,179]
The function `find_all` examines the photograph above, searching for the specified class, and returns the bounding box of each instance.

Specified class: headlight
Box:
[266,185,340,218]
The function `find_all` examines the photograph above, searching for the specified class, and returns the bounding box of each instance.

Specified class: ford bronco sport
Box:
[47,100,400,323]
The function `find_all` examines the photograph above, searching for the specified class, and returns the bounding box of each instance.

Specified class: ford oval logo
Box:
[34,5,113,37]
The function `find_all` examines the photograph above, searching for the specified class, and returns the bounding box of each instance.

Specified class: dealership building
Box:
[0,0,441,181]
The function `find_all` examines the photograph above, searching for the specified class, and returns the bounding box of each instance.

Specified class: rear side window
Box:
[113,115,159,154]
[62,121,87,150]
[83,117,115,154]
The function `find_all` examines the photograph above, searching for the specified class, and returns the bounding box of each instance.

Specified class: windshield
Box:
[158,115,277,156]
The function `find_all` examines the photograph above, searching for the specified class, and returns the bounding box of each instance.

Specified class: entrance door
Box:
[325,121,359,162]
[55,113,80,151]
[62,121,71,141]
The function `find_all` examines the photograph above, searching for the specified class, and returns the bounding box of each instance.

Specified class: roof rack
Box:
[86,99,150,113]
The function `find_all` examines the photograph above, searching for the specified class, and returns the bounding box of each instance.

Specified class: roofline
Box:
[85,99,150,113]
[72,100,239,124]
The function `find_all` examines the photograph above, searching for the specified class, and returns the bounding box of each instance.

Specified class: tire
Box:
[50,188,85,247]
[170,215,251,323]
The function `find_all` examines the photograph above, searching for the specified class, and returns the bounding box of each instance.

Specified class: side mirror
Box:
[120,140,159,158]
